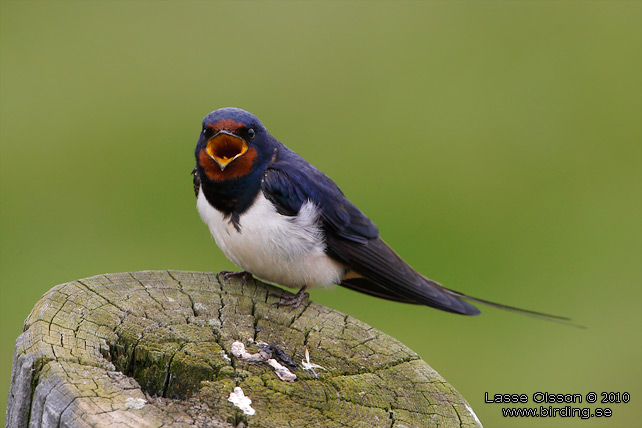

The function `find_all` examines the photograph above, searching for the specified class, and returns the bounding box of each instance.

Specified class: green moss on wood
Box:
[6,271,482,428]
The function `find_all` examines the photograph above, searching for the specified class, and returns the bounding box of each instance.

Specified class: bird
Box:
[193,107,571,322]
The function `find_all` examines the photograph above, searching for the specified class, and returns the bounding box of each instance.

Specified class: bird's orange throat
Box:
[199,147,258,181]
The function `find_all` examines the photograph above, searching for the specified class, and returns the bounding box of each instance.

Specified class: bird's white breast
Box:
[197,188,345,288]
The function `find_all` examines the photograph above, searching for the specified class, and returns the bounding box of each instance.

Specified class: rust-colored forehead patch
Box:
[206,119,245,133]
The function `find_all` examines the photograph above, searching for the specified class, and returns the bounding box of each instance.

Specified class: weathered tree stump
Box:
[6,271,481,428]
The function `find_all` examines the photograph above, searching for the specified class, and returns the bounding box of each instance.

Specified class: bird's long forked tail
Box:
[442,287,586,329]
[332,236,584,327]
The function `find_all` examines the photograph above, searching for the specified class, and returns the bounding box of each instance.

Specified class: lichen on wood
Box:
[6,270,482,428]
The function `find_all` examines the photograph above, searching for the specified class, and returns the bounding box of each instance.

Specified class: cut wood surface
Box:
[6,270,482,428]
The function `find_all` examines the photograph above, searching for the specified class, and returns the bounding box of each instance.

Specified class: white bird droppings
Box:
[124,397,147,410]
[231,341,297,381]
[267,358,297,382]
[231,341,269,362]
[301,346,326,378]
[228,387,256,416]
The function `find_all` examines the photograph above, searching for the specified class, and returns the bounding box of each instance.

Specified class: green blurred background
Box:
[1,1,640,426]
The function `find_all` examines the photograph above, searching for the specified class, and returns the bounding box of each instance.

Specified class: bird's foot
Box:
[217,270,254,285]
[272,287,309,309]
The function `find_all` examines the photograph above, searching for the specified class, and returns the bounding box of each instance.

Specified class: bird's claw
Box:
[271,287,309,309]
[217,270,254,285]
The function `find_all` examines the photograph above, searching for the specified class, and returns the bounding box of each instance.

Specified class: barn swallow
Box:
[193,107,571,322]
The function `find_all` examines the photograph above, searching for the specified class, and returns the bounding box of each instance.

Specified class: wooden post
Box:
[6,271,481,428]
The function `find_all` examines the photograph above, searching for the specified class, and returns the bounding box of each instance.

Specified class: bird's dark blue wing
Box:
[329,236,481,314]
[261,146,480,315]
[261,147,378,243]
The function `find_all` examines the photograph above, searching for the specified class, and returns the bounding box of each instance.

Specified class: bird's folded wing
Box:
[327,236,480,314]
[261,149,379,242]
[261,153,479,315]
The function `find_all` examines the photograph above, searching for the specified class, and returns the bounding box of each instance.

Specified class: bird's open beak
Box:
[205,131,249,171]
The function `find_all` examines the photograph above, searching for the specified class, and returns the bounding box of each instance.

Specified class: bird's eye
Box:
[247,128,255,140]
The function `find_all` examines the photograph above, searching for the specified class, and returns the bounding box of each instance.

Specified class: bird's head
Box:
[195,108,272,181]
